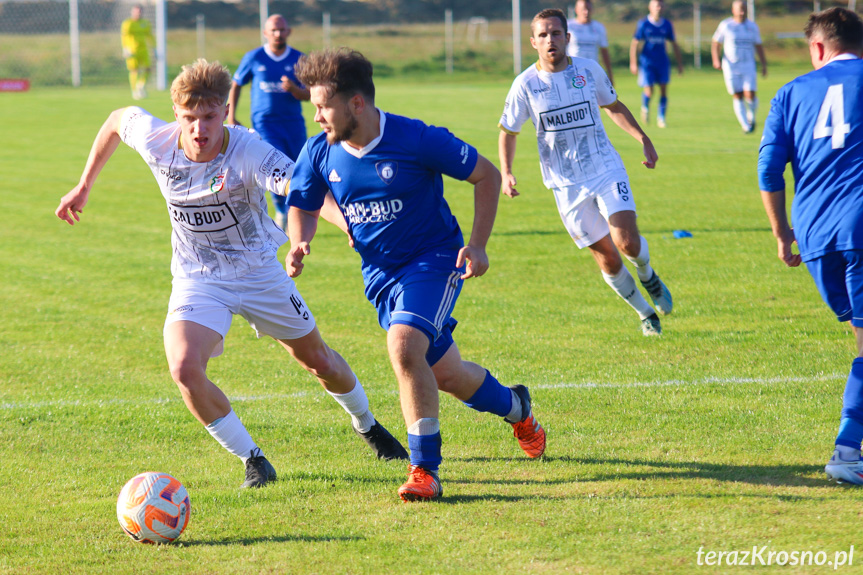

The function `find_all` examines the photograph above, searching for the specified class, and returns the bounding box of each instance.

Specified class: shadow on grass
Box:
[448,455,827,488]
[179,534,364,547]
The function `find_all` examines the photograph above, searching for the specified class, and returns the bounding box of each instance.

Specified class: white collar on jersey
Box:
[339,108,386,159]
[263,45,293,62]
[647,16,666,25]
[828,53,860,64]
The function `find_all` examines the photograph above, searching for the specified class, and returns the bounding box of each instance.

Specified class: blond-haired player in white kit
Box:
[566,0,615,86]
[499,9,673,336]
[55,59,407,488]
[711,0,768,133]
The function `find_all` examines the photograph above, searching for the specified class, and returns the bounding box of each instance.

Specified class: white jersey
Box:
[499,58,625,189]
[119,107,295,281]
[565,19,608,63]
[712,18,762,68]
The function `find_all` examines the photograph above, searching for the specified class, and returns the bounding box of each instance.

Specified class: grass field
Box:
[3,61,862,574]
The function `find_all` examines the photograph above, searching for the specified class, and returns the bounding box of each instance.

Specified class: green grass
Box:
[2,63,861,574]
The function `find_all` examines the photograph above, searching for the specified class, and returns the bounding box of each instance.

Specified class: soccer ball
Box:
[116,472,191,544]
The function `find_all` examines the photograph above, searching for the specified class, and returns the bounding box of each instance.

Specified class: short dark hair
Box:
[804,7,863,54]
[294,48,375,102]
[532,8,568,35]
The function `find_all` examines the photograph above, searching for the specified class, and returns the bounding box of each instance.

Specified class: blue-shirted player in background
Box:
[758,7,863,485]
[287,48,547,502]
[227,14,309,231]
[629,0,683,128]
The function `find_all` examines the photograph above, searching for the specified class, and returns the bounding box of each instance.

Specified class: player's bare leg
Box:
[610,210,673,317]
[641,84,653,124]
[732,91,752,132]
[164,320,274,487]
[743,89,758,132]
[826,325,863,485]
[657,83,669,127]
[387,324,443,501]
[589,233,660,335]
[432,342,545,458]
[279,327,408,461]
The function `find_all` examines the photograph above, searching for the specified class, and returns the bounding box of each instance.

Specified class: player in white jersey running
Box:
[711,0,768,133]
[566,0,614,86]
[499,9,672,336]
[55,59,407,489]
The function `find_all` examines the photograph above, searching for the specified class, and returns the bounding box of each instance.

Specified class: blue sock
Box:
[407,432,442,472]
[641,93,650,110]
[659,96,668,119]
[837,358,863,449]
[463,371,512,417]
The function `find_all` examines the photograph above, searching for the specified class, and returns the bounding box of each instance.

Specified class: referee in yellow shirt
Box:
[121,5,154,99]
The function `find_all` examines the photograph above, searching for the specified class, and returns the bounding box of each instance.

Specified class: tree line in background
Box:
[0,0,841,33]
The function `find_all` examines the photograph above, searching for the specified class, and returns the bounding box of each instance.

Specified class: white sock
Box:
[745,98,758,124]
[733,98,749,129]
[205,409,261,462]
[836,445,861,461]
[504,389,523,423]
[327,376,376,433]
[602,266,655,319]
[624,235,654,282]
[407,418,440,436]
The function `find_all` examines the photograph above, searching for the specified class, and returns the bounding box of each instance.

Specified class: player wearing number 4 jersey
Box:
[500,8,672,337]
[55,59,407,490]
[758,8,863,485]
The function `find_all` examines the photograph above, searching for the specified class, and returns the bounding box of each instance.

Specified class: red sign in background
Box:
[0,79,30,92]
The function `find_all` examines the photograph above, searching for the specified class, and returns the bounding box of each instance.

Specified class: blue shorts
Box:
[805,250,863,328]
[370,256,463,366]
[638,62,670,87]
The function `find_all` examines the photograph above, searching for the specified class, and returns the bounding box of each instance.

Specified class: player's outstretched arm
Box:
[286,206,321,277]
[603,100,658,169]
[760,190,800,267]
[629,39,639,75]
[711,41,722,69]
[672,42,684,75]
[498,131,520,198]
[320,191,348,235]
[56,108,125,225]
[756,44,768,77]
[458,155,501,280]
[600,48,615,85]
[281,76,311,101]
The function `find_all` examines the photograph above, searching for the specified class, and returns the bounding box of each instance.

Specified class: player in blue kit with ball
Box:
[629,0,683,128]
[228,14,309,231]
[286,48,547,502]
[758,7,863,484]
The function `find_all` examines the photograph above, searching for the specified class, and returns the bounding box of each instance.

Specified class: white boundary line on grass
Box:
[0,373,846,411]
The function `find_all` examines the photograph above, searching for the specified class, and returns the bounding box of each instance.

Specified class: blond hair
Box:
[170,59,232,109]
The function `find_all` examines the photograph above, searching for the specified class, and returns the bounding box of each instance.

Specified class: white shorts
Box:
[553,170,636,249]
[164,260,316,357]
[722,61,757,94]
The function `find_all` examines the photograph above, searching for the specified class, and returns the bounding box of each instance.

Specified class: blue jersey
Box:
[758,56,863,261]
[634,17,675,67]
[233,46,306,144]
[288,112,478,289]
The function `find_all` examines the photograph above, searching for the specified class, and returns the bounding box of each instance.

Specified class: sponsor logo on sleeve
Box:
[259,149,284,176]
[539,102,595,132]
[375,161,398,184]
[168,202,239,233]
